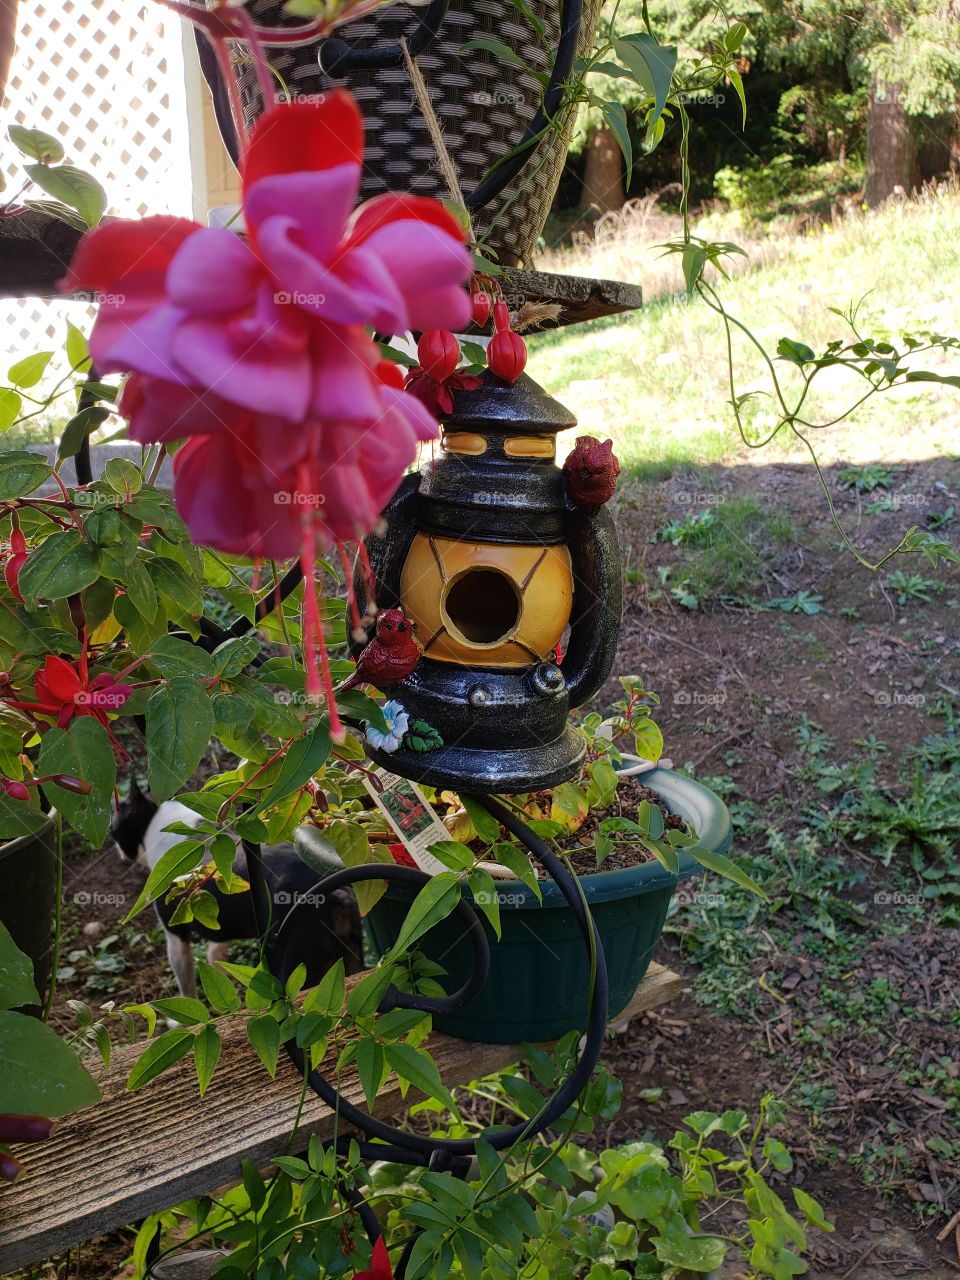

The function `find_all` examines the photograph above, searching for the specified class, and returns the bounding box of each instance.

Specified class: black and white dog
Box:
[111,781,364,998]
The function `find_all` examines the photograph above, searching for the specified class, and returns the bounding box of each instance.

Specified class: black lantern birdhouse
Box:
[358,371,622,793]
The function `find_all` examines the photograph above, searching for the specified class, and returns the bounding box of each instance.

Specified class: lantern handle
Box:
[560,503,623,709]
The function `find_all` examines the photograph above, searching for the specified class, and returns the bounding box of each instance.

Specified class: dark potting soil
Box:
[537,776,685,878]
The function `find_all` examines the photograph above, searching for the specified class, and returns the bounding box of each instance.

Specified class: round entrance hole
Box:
[442,568,521,645]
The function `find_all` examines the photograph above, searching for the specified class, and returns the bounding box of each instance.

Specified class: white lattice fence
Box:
[2,0,195,352]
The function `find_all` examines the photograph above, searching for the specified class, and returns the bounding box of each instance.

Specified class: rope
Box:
[400,37,475,241]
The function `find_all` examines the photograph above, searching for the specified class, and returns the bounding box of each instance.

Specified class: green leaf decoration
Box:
[247,1013,281,1078]
[37,718,116,848]
[127,1026,195,1090]
[0,449,51,500]
[25,163,107,227]
[19,528,99,601]
[0,921,40,1010]
[193,1023,221,1096]
[146,678,215,801]
[0,1010,100,1113]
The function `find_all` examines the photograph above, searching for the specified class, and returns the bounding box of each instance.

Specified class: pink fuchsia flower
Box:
[404,366,483,416]
[8,655,132,731]
[63,92,472,421]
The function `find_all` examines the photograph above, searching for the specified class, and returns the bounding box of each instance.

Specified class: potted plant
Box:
[363,678,756,1043]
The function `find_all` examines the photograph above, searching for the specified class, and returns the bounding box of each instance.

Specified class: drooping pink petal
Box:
[120,375,243,443]
[244,167,360,263]
[166,228,263,314]
[348,220,472,332]
[310,325,382,422]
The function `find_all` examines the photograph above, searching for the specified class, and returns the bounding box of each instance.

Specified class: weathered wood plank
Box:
[0,209,641,327]
[0,963,681,1274]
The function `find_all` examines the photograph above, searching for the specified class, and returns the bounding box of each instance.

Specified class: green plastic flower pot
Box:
[366,769,731,1043]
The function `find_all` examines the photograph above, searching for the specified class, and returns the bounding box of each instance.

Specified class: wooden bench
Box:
[0,963,681,1275]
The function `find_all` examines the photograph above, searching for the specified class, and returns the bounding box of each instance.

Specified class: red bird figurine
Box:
[562,436,621,507]
[338,609,421,693]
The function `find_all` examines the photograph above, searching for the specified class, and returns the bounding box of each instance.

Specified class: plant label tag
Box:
[362,769,450,875]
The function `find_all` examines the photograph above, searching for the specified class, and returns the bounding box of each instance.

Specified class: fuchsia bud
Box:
[417,329,460,382]
[0,779,30,803]
[4,528,27,604]
[487,330,527,385]
[470,288,491,327]
[492,300,511,332]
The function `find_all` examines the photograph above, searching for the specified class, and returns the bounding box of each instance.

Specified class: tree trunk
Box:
[864,79,918,206]
[579,124,625,215]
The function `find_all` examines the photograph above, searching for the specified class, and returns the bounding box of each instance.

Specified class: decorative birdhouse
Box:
[359,371,622,793]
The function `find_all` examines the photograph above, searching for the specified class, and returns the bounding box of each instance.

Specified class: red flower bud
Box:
[487,330,527,385]
[375,360,405,391]
[470,289,491,328]
[492,301,512,333]
[49,774,93,795]
[1,778,30,802]
[416,329,460,382]
[4,528,27,604]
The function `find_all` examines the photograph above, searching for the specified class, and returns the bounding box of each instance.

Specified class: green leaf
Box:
[247,1013,281,1078]
[459,36,527,68]
[614,33,677,135]
[36,718,116,847]
[19,529,99,601]
[211,634,261,678]
[632,717,663,762]
[57,405,110,462]
[653,1217,727,1272]
[346,963,396,1019]
[197,960,241,1014]
[356,1036,385,1111]
[386,873,461,959]
[7,351,53,389]
[600,100,632,184]
[904,369,960,390]
[0,387,23,432]
[194,1023,221,1096]
[467,866,501,939]
[8,124,64,162]
[428,839,474,872]
[793,1187,833,1231]
[25,164,107,227]
[146,678,215,802]
[384,1040,456,1110]
[127,1027,194,1090]
[146,635,214,680]
[150,997,209,1026]
[487,841,541,901]
[460,795,500,843]
[777,337,816,366]
[103,457,142,495]
[257,719,331,811]
[0,1009,100,1113]
[124,839,205,920]
[304,957,345,1016]
[690,845,768,900]
[65,320,90,370]
[727,65,747,128]
[0,921,40,1010]
[0,449,50,499]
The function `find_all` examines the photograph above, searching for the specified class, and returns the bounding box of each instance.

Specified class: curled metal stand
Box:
[244,792,609,1266]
